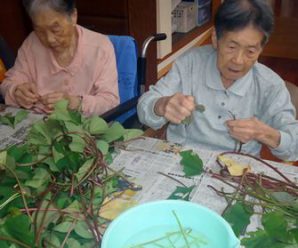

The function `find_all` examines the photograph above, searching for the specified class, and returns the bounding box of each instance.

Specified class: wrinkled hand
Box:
[14,82,39,109]
[154,93,195,124]
[226,117,281,148]
[40,92,81,113]
[40,92,67,112]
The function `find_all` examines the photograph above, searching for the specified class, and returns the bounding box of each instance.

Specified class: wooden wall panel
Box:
[78,16,129,35]
[128,0,157,88]
[262,17,298,60]
[76,0,127,17]
[0,0,31,54]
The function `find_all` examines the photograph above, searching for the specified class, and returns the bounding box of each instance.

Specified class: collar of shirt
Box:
[205,50,254,97]
[49,25,83,76]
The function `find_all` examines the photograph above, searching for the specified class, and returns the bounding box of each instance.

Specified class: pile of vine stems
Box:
[0,104,141,248]
[208,151,298,228]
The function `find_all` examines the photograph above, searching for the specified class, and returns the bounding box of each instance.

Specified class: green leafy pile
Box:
[210,152,298,248]
[0,100,143,248]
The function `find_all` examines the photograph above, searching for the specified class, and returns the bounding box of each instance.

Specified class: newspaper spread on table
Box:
[0,105,43,149]
[110,137,298,234]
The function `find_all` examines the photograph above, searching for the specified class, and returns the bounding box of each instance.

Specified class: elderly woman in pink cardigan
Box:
[0,0,119,115]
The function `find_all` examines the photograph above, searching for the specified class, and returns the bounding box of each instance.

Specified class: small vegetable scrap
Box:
[127,210,208,248]
[217,154,251,176]
[182,103,205,125]
[180,150,204,177]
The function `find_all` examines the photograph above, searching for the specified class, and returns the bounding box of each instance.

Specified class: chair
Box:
[0,36,15,70]
[101,33,167,128]
[285,81,298,119]
[260,80,298,164]
[107,35,138,125]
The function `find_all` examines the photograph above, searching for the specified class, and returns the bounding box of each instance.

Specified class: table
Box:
[109,137,298,233]
[0,106,297,246]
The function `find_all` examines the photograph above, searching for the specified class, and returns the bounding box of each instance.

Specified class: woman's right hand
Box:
[154,93,195,124]
[14,82,39,109]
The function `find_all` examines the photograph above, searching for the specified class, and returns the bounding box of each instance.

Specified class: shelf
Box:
[157,20,212,64]
[172,21,212,53]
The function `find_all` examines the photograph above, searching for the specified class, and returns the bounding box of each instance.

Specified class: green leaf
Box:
[68,134,85,153]
[89,187,103,206]
[64,121,84,133]
[181,115,192,125]
[290,228,298,244]
[56,151,82,172]
[0,113,15,128]
[241,230,278,248]
[75,158,94,182]
[102,122,126,143]
[74,221,93,239]
[84,116,108,135]
[179,150,203,177]
[63,200,80,214]
[7,144,35,165]
[223,201,253,237]
[43,232,61,248]
[0,186,23,218]
[96,140,109,155]
[271,192,297,203]
[52,142,65,163]
[43,157,59,172]
[123,129,144,141]
[38,145,50,155]
[104,177,119,195]
[32,199,60,231]
[4,214,34,246]
[49,100,81,124]
[53,221,74,233]
[27,120,52,145]
[168,186,195,201]
[25,168,50,189]
[14,110,29,127]
[4,154,16,172]
[55,192,73,209]
[0,150,7,170]
[262,211,291,243]
[105,152,113,164]
[66,238,81,248]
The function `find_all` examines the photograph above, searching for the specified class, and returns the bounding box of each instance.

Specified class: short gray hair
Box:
[23,0,76,17]
[215,0,274,46]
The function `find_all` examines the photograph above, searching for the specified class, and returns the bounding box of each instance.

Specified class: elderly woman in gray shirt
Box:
[137,0,298,161]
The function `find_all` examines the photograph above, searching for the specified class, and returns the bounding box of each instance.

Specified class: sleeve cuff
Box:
[272,130,291,154]
[148,98,168,125]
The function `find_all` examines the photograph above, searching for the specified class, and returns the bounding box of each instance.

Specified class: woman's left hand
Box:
[226,117,281,149]
[40,92,81,112]
[40,92,66,111]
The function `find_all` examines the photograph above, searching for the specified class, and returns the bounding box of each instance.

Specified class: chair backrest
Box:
[0,36,15,103]
[108,35,138,123]
[285,81,298,119]
[0,36,15,70]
